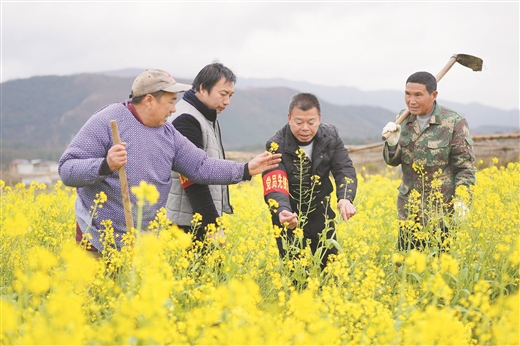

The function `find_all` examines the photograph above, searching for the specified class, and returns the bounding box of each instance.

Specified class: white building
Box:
[8,159,60,185]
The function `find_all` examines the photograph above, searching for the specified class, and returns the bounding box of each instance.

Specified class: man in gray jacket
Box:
[166,62,236,242]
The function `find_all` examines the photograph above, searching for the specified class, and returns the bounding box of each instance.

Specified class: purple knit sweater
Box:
[59,102,246,251]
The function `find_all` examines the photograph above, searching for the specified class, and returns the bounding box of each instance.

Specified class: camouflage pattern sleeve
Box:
[450,117,476,191]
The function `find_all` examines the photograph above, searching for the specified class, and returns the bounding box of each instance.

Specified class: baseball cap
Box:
[130,69,192,98]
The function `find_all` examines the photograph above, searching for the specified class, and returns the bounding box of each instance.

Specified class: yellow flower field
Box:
[1,161,519,345]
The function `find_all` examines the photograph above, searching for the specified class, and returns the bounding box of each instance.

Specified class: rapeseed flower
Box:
[0,163,518,345]
[131,180,159,206]
[267,141,279,154]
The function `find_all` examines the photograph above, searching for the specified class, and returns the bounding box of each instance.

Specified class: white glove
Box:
[453,200,470,220]
[382,122,401,146]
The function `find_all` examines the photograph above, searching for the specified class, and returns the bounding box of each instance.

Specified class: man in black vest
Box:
[166,62,236,243]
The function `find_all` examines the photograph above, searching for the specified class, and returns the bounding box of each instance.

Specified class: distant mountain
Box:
[217,87,392,150]
[0,73,391,168]
[235,77,520,131]
[98,68,145,78]
[1,72,518,169]
[471,125,519,134]
[99,71,519,131]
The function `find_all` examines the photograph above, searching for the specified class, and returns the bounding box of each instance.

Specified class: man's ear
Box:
[144,94,155,109]
[287,113,291,122]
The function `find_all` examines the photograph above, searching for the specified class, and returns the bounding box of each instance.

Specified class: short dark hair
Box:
[192,62,236,93]
[288,93,321,114]
[131,90,166,105]
[406,71,437,94]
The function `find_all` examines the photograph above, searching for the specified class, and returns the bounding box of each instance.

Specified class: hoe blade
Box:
[455,54,483,71]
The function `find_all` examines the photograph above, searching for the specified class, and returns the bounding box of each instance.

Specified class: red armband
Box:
[263,170,289,196]
[179,173,195,189]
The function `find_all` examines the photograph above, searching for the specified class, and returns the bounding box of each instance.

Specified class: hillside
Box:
[217,87,392,150]
[235,77,520,131]
[1,74,393,167]
[1,73,518,168]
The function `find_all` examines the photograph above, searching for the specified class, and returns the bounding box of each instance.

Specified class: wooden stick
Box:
[110,120,134,233]
[350,132,520,153]
[346,142,384,153]
[472,133,520,141]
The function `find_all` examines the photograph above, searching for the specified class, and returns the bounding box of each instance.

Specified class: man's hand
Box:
[107,142,127,171]
[382,122,401,147]
[248,152,282,176]
[279,210,298,229]
[337,198,356,221]
[207,229,226,248]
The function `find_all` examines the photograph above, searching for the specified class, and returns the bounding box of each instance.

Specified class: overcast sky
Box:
[2,1,519,111]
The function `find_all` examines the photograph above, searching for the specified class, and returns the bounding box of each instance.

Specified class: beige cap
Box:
[131,69,191,97]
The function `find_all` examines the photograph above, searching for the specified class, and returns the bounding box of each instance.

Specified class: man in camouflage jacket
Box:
[382,71,476,251]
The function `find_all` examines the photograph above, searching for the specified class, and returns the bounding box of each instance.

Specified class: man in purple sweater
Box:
[59,69,281,254]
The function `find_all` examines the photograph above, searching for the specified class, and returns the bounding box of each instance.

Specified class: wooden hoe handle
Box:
[382,55,459,141]
[110,120,134,233]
